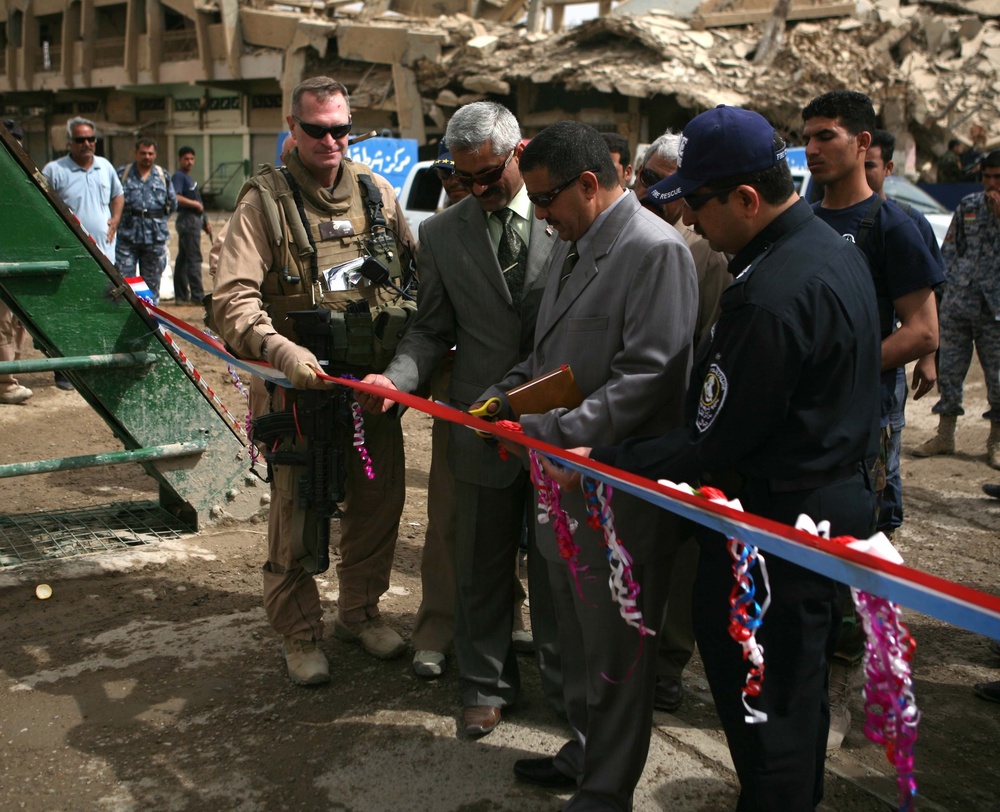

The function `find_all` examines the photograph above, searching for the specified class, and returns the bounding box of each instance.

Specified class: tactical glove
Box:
[265,334,332,390]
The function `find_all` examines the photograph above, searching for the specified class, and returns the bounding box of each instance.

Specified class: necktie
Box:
[495,208,527,309]
[558,243,579,295]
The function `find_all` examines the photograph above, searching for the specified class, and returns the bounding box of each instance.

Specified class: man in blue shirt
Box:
[171,146,212,304]
[42,117,124,263]
[116,139,177,305]
[43,116,125,389]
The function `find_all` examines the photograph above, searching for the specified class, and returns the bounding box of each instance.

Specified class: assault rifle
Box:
[251,308,357,574]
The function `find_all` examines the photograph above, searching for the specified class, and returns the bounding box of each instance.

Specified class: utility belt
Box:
[733,462,863,495]
[125,207,168,219]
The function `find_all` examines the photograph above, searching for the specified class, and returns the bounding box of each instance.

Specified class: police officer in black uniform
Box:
[544,106,881,812]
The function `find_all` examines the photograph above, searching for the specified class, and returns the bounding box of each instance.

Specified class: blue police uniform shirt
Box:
[117,163,177,245]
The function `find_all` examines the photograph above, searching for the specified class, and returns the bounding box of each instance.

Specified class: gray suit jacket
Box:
[482,192,698,562]
[384,193,561,487]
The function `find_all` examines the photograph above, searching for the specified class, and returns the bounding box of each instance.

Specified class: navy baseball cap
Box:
[648,106,786,202]
[432,139,455,171]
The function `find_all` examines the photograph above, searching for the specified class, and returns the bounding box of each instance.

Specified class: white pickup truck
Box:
[398,160,448,233]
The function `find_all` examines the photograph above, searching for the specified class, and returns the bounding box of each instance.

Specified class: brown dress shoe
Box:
[463,705,501,737]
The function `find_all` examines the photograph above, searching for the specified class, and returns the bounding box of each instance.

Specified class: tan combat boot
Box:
[913,414,957,457]
[988,422,1000,470]
[282,636,330,686]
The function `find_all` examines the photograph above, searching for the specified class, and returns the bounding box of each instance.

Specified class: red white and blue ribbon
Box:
[144,302,1000,643]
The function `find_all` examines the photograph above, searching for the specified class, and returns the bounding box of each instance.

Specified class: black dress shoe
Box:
[983,483,1000,499]
[653,675,684,712]
[513,756,576,788]
[54,371,75,391]
[973,681,1000,702]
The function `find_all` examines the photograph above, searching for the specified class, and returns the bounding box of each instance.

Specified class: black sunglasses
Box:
[73,136,97,144]
[434,166,455,180]
[527,172,584,208]
[454,149,515,188]
[638,167,665,188]
[293,116,352,140]
[683,185,741,212]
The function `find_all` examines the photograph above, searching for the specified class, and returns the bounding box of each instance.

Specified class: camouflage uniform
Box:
[116,163,177,304]
[932,192,1000,422]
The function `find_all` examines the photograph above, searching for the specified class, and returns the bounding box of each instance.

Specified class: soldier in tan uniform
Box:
[213,77,416,685]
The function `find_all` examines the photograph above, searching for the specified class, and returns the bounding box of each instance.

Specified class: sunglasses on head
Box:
[683,184,741,212]
[454,149,515,188]
[527,172,585,208]
[293,116,352,140]
[638,167,665,188]
[73,136,97,144]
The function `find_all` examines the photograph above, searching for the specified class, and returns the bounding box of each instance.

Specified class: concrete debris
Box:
[403,4,1000,174]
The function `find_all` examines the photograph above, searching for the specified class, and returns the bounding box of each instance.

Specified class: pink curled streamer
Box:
[225,363,260,468]
[796,517,920,809]
[853,588,919,810]
[350,399,375,480]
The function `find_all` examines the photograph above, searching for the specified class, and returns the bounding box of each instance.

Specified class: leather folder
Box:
[506,365,584,418]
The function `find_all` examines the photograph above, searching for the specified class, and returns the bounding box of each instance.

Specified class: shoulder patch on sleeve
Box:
[696,364,728,433]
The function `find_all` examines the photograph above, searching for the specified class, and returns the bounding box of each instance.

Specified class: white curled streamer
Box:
[589,479,654,636]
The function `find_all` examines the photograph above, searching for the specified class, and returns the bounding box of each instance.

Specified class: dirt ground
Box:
[2,220,1000,811]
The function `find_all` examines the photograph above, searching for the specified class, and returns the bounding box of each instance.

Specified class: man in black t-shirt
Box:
[171,146,212,304]
[804,92,943,537]
[802,90,944,752]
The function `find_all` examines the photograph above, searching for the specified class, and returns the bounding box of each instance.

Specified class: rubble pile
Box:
[411,0,1000,172]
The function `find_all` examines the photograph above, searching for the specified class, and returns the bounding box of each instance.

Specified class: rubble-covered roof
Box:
[413,2,1000,164]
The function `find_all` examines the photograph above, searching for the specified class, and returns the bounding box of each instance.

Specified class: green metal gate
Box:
[0,122,260,547]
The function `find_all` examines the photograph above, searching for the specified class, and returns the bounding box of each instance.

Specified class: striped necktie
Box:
[558,243,579,295]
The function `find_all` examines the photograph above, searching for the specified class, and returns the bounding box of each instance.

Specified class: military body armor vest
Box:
[238,153,414,372]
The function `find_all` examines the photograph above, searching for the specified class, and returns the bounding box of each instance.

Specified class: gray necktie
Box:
[495,208,527,309]
[558,243,579,295]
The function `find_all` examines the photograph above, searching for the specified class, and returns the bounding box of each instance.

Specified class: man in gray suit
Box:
[479,121,698,811]
[359,102,562,736]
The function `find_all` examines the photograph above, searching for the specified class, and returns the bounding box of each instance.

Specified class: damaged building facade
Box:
[1,0,998,203]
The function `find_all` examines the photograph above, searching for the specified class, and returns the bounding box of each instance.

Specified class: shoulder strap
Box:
[235,165,315,273]
[855,195,884,253]
[355,173,387,229]
[119,162,133,184]
[278,166,320,285]
[955,199,968,258]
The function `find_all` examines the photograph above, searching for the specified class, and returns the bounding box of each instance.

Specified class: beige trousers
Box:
[253,378,405,640]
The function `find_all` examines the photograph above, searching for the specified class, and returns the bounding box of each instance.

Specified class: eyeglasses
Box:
[434,166,455,181]
[683,185,741,212]
[454,150,515,188]
[638,167,665,188]
[73,136,97,144]
[293,116,352,140]
[527,173,585,208]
